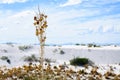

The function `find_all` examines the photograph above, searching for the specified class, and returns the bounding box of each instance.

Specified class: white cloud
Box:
[0,2,120,44]
[0,10,36,43]
[47,7,120,36]
[60,0,82,7]
[0,0,28,4]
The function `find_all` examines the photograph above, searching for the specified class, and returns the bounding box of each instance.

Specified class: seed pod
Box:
[34,16,37,20]
[41,25,44,29]
[36,29,39,36]
[33,22,37,25]
[40,29,42,31]
[39,30,44,34]
[44,37,46,40]
[44,15,47,18]
[44,21,47,24]
[39,17,43,21]
[44,25,48,28]
[37,21,39,24]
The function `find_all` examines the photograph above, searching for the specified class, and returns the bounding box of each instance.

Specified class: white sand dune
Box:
[0,44,120,75]
[45,45,120,64]
[0,44,120,66]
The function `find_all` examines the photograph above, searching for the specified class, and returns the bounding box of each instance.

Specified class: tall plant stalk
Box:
[33,7,48,79]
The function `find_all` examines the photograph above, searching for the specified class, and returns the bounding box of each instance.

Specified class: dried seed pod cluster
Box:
[34,13,48,40]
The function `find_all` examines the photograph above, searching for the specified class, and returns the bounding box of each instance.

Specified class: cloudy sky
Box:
[0,0,120,45]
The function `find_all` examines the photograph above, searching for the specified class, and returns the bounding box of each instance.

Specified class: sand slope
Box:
[0,44,120,67]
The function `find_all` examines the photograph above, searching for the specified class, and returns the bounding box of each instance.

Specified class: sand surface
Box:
[0,44,120,75]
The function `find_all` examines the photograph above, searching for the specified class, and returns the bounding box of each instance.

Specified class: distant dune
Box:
[0,44,120,67]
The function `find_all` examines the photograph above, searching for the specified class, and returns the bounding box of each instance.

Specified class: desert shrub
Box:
[6,42,14,47]
[44,58,52,63]
[24,54,39,62]
[81,44,86,46]
[53,49,58,53]
[88,44,93,47]
[0,49,8,53]
[44,58,56,63]
[75,43,80,45]
[70,57,89,66]
[88,44,100,47]
[0,56,8,60]
[53,49,65,55]
[59,50,65,55]
[18,45,32,51]
[93,44,100,47]
[114,45,117,47]
[3,49,8,53]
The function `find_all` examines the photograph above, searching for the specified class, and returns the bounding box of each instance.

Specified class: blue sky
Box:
[0,0,120,45]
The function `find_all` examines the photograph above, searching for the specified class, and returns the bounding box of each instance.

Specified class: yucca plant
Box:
[33,7,48,79]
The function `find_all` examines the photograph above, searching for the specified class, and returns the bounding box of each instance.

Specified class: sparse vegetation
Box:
[0,56,8,60]
[53,49,58,53]
[88,44,94,47]
[0,56,11,64]
[70,57,89,66]
[44,58,56,63]
[18,45,32,51]
[0,63,120,80]
[24,54,39,62]
[81,44,86,46]
[59,50,65,55]
[0,49,8,53]
[75,43,80,45]
[3,49,7,53]
[6,42,14,47]
[53,48,65,55]
[88,43,100,47]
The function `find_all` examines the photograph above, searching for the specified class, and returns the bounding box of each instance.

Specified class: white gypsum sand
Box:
[0,44,120,75]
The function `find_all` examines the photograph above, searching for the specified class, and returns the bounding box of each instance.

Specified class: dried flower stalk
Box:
[33,8,48,79]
